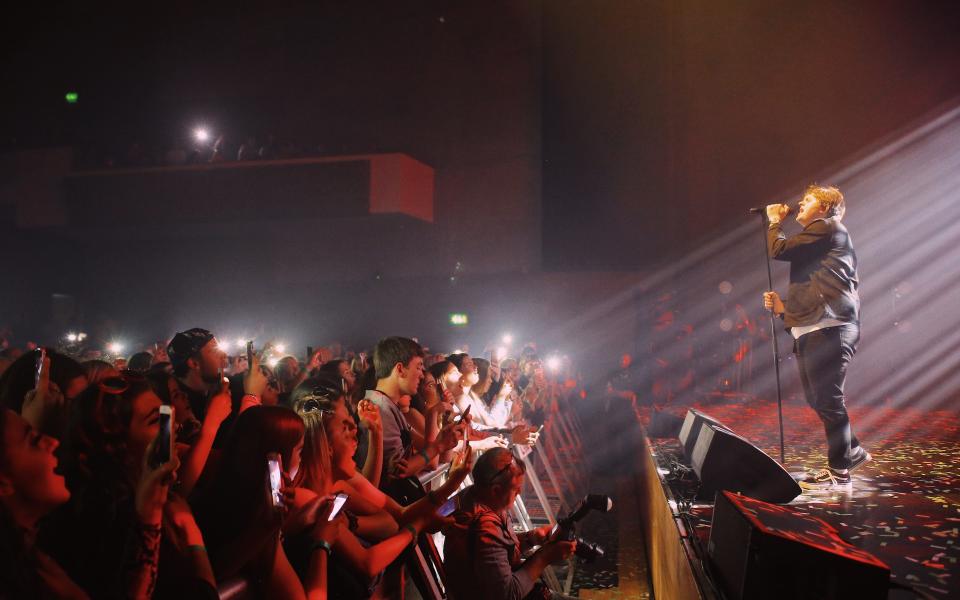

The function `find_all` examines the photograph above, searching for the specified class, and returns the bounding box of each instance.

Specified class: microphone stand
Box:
[755,211,787,465]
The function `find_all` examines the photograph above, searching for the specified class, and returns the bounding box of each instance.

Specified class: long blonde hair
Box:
[293,393,338,495]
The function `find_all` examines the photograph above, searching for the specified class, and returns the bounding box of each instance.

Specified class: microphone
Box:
[748,203,794,215]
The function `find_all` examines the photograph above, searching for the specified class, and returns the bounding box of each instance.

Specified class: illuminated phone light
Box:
[449,313,469,326]
[107,342,125,355]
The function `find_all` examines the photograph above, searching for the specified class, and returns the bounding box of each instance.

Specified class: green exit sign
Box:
[65,91,79,104]
[449,313,469,326]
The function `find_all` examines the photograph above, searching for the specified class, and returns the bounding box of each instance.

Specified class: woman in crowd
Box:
[288,381,471,598]
[35,369,195,599]
[0,408,87,598]
[190,405,338,599]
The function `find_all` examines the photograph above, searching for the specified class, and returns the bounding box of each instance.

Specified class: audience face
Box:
[397,356,425,395]
[442,363,462,388]
[0,410,70,514]
[127,390,163,455]
[337,360,356,390]
[195,339,225,384]
[166,377,194,424]
[459,355,479,387]
[324,402,359,477]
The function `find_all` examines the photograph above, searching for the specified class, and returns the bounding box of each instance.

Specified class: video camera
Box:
[549,494,613,563]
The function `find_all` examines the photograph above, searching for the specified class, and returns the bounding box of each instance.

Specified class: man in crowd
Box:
[443,447,576,600]
[764,185,871,487]
[367,336,460,499]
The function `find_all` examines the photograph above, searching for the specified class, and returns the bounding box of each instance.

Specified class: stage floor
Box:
[644,399,960,599]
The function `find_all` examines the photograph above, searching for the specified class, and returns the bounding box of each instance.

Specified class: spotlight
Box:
[219,340,232,353]
[496,347,508,360]
[66,332,78,342]
[274,343,286,354]
[502,333,514,345]
[236,338,246,348]
[78,332,87,341]
[546,355,561,372]
[107,341,124,354]
[266,357,280,368]
[194,127,210,143]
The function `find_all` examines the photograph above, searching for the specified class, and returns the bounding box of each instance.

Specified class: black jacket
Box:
[768,217,860,328]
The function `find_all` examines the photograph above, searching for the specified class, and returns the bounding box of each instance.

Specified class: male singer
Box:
[763,185,871,487]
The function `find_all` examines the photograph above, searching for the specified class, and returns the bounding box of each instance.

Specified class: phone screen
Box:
[246,341,254,368]
[34,347,46,389]
[437,492,459,517]
[328,492,349,521]
[267,454,284,508]
[152,406,173,467]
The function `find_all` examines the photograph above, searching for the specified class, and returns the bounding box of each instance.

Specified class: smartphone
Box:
[246,341,254,368]
[34,347,46,389]
[306,346,314,360]
[437,494,458,517]
[151,405,174,468]
[266,452,284,509]
[460,404,471,421]
[328,492,349,521]
[536,424,545,434]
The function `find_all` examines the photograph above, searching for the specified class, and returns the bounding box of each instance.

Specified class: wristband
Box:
[311,539,333,555]
[419,447,433,463]
[401,523,419,544]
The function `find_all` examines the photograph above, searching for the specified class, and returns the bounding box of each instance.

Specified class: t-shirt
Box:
[366,390,411,485]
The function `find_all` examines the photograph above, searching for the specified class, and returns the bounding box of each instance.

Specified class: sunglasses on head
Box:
[97,369,147,395]
[481,453,525,486]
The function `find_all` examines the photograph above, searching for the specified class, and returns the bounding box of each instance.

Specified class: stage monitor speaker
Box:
[691,423,801,504]
[678,409,729,457]
[647,409,685,438]
[708,491,890,599]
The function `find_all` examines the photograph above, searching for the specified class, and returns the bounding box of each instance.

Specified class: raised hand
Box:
[136,436,180,525]
[357,399,382,434]
[205,377,233,428]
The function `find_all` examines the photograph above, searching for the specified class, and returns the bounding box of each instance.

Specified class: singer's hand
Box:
[765,203,790,223]
[763,291,785,315]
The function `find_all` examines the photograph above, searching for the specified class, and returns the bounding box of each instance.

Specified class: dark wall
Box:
[541,0,960,269]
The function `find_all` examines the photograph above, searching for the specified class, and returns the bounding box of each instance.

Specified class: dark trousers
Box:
[795,324,861,470]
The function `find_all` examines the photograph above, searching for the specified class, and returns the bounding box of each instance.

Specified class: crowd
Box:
[0,329,582,599]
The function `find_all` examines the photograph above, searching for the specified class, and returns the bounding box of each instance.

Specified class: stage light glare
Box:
[502,333,514,345]
[275,343,286,354]
[194,127,210,142]
[66,332,78,342]
[107,342,124,354]
[78,332,87,341]
[236,338,246,348]
[546,355,561,372]
[219,340,232,353]
[267,357,280,368]
[496,346,508,360]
